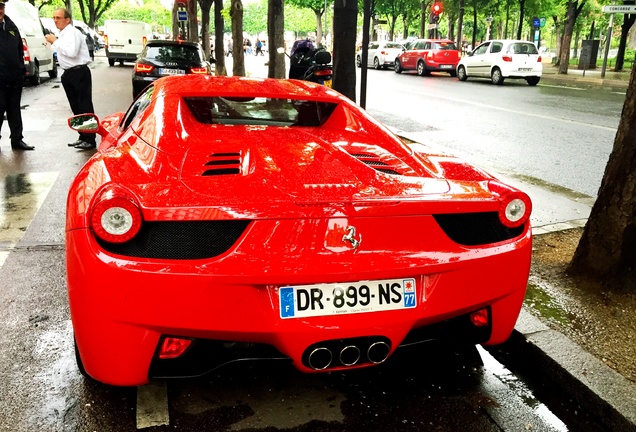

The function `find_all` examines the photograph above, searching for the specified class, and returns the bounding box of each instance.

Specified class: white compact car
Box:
[456,40,542,86]
[356,41,404,70]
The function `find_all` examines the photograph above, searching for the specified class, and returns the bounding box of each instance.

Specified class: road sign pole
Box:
[601,8,615,78]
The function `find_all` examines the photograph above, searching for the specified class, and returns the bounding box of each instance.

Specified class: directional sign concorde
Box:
[602,4,636,13]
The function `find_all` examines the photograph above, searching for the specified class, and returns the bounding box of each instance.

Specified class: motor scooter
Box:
[285,40,333,87]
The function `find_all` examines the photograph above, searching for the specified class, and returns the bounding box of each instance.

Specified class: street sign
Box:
[540,17,546,27]
[177,10,187,21]
[602,4,636,13]
[427,23,438,29]
[532,17,540,27]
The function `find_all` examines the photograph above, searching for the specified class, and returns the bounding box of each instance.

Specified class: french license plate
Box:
[519,67,533,72]
[279,278,416,319]
[323,79,332,88]
[159,68,186,76]
[439,64,453,69]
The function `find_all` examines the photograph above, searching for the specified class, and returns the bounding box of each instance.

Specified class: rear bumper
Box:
[67,222,531,386]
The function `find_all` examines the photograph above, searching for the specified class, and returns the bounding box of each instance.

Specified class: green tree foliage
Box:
[287,0,331,43]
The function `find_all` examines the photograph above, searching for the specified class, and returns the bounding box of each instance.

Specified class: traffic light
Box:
[431,2,442,22]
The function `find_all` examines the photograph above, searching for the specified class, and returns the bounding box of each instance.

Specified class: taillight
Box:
[189,66,208,74]
[427,51,433,59]
[22,38,31,64]
[90,190,142,243]
[135,63,154,73]
[488,181,532,228]
[142,35,147,46]
[158,337,192,359]
[104,34,109,49]
[502,55,513,62]
[470,308,489,327]
[537,56,542,62]
[314,69,332,76]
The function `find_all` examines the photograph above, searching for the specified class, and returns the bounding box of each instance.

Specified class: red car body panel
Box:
[397,39,460,75]
[66,75,532,386]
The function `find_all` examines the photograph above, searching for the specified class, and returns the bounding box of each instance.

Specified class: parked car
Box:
[456,40,542,85]
[66,75,532,386]
[356,41,404,70]
[131,39,212,98]
[5,0,57,85]
[394,39,460,77]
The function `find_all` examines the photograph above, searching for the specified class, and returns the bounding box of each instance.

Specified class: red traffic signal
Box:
[432,2,442,15]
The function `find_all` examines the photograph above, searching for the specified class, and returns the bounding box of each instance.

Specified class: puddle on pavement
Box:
[0,172,58,264]
[478,346,568,431]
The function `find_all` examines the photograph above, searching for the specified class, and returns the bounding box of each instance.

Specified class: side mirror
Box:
[68,114,99,133]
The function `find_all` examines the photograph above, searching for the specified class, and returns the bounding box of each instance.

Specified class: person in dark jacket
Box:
[0,0,34,151]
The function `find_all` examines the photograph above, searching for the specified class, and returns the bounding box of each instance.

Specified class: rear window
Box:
[145,45,202,62]
[509,43,538,55]
[385,42,403,49]
[184,97,338,127]
[432,42,457,50]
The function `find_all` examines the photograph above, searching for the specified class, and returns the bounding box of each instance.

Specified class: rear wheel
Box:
[108,58,115,66]
[394,59,403,73]
[373,57,381,70]
[491,67,504,85]
[457,65,467,81]
[28,63,40,86]
[526,76,540,86]
[416,60,427,76]
[74,338,93,381]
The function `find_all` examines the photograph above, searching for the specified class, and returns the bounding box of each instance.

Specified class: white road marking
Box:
[539,84,585,90]
[136,380,170,429]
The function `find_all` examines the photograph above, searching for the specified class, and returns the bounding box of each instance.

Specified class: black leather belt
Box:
[65,64,87,71]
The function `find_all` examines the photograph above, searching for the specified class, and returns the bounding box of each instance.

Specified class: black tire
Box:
[48,60,58,78]
[28,63,40,86]
[457,65,467,81]
[449,70,457,77]
[394,59,403,74]
[526,76,540,86]
[74,338,93,381]
[416,60,426,76]
[108,58,115,66]
[491,67,504,85]
[356,55,361,68]
[373,57,381,70]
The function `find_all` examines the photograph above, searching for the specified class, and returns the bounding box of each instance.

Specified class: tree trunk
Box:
[199,0,213,61]
[558,0,585,74]
[214,0,227,76]
[231,0,245,76]
[187,0,198,42]
[615,13,636,72]
[456,0,464,49]
[315,9,324,47]
[471,5,476,48]
[332,0,357,101]
[172,1,180,40]
[569,65,636,288]
[516,0,525,40]
[267,0,285,78]
[420,1,426,38]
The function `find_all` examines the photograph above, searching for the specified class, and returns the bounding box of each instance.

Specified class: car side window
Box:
[369,43,379,50]
[474,43,490,56]
[491,42,503,53]
[121,87,154,131]
[416,41,426,50]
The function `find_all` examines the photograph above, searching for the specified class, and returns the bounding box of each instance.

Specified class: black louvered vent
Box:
[433,212,524,246]
[202,152,241,176]
[349,153,401,176]
[96,220,251,259]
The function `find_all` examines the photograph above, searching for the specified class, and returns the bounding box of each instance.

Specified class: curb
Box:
[487,310,636,432]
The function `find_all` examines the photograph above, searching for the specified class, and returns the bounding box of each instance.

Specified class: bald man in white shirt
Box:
[45,8,96,150]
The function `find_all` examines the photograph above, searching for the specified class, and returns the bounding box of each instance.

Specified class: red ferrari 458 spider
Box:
[66,75,532,386]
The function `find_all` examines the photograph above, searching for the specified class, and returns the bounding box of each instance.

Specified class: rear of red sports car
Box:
[66,76,532,386]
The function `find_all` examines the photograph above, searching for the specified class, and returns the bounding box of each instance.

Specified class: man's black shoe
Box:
[68,139,85,147]
[11,141,35,151]
[74,141,97,150]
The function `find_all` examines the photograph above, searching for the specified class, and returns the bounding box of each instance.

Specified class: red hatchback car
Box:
[66,75,532,386]
[395,39,460,76]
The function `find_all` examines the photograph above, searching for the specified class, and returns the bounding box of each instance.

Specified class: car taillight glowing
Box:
[189,66,208,74]
[135,63,154,73]
[159,337,192,359]
[537,56,542,62]
[502,55,513,62]
[22,38,31,64]
[91,195,142,243]
[142,35,148,46]
[488,181,532,228]
[314,69,332,76]
[104,34,109,49]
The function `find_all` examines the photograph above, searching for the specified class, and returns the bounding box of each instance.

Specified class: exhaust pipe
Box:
[339,345,361,366]
[367,341,390,364]
[307,347,333,370]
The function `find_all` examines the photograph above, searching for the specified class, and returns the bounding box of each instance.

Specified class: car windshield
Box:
[432,42,457,50]
[145,45,201,62]
[184,97,338,126]
[509,43,539,55]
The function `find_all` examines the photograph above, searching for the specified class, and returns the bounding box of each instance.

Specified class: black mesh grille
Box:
[433,212,524,246]
[96,220,251,259]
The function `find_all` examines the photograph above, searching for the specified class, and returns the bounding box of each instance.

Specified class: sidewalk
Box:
[540,61,632,89]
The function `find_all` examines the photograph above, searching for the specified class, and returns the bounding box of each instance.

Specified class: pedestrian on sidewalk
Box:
[45,8,97,150]
[0,0,35,151]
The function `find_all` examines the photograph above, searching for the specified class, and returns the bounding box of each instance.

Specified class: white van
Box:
[104,20,152,66]
[4,0,57,85]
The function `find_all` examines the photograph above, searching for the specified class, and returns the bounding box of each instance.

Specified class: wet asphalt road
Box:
[0,53,623,431]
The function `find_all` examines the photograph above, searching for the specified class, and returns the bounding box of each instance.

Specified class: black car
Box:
[132,40,212,98]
